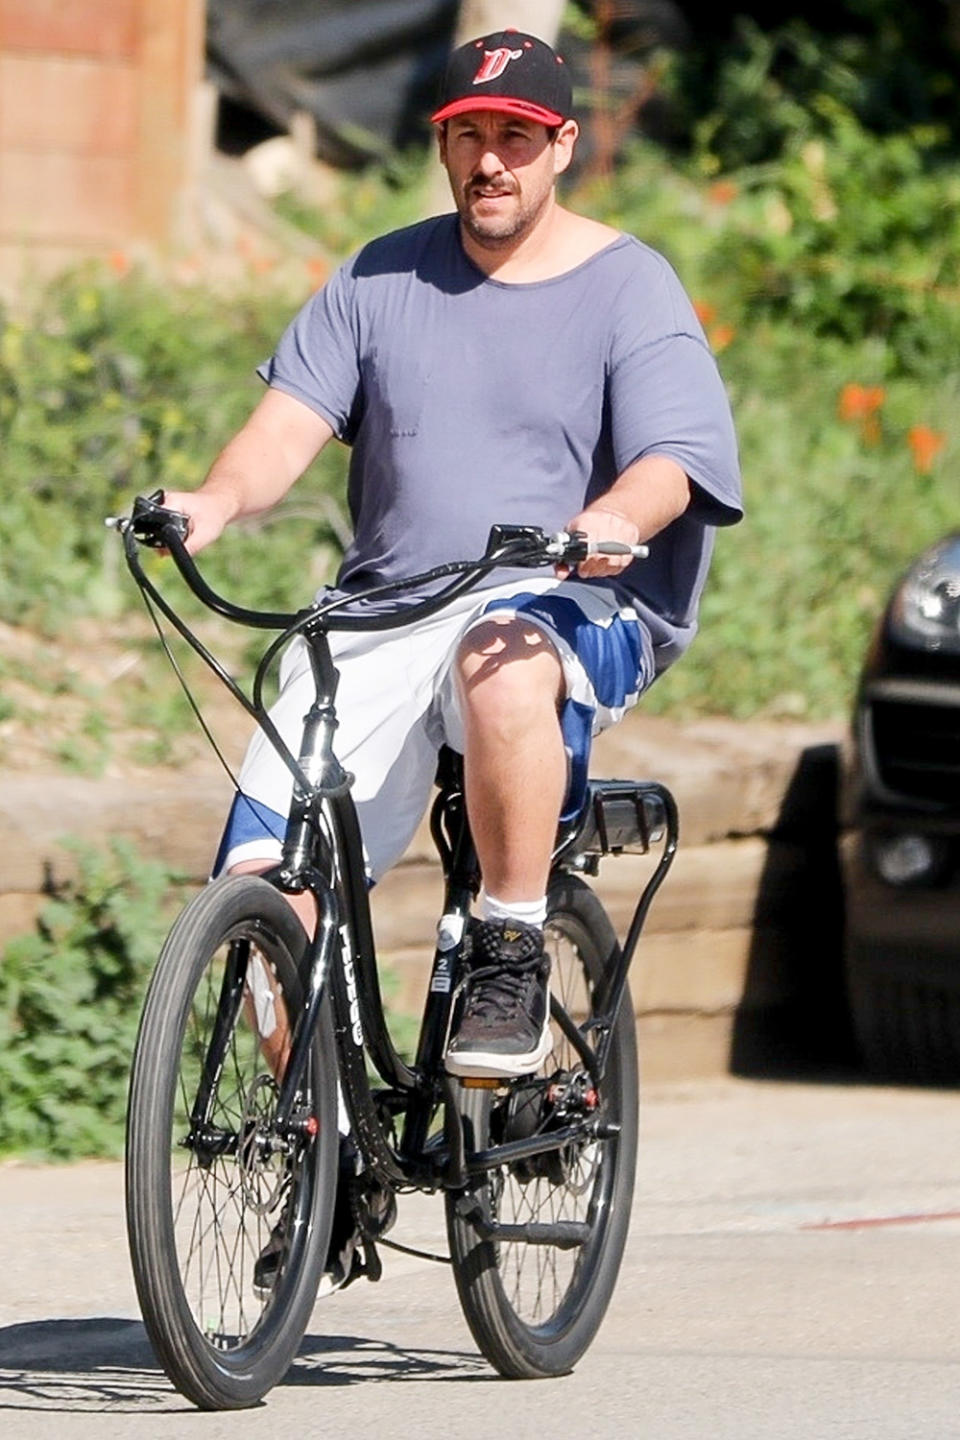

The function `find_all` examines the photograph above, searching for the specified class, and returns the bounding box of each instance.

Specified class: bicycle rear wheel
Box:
[126,875,339,1409]
[445,876,639,1377]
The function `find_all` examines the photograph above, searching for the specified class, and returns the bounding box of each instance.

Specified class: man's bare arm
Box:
[560,454,692,579]
[163,389,336,554]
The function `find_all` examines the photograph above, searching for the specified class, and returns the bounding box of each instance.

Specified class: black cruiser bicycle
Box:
[113,493,677,1410]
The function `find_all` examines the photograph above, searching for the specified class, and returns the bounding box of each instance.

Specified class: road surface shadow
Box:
[0,1317,489,1413]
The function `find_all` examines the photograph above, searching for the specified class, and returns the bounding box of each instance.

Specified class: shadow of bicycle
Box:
[0,1316,489,1414]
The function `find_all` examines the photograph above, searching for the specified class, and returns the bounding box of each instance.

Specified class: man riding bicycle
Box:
[163,28,742,1089]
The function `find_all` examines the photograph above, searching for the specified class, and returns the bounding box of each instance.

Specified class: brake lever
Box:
[547,530,589,563]
[547,530,650,563]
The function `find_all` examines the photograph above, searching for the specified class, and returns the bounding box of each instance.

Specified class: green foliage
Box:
[702,114,960,374]
[0,836,424,1159]
[687,19,867,173]
[0,265,349,628]
[644,367,958,720]
[0,841,188,1159]
[670,12,960,174]
[274,151,434,255]
[649,12,960,378]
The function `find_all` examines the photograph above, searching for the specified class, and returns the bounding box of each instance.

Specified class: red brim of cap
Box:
[430,95,566,126]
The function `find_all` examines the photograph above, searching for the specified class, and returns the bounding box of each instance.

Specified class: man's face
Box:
[438,112,577,248]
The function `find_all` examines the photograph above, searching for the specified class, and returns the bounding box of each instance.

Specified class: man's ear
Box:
[436,122,448,166]
[553,119,579,177]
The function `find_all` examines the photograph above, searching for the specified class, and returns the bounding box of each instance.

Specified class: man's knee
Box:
[457,617,564,712]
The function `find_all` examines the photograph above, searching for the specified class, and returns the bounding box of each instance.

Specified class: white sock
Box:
[481,892,548,928]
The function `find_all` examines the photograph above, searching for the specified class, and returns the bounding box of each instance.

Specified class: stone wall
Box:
[0,714,849,1080]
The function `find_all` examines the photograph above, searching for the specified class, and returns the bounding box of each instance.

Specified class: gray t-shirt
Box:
[259,214,742,671]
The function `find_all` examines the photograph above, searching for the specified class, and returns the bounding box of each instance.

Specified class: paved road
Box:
[3,1076,960,1439]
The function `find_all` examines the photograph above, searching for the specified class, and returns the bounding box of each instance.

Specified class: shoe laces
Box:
[463,955,544,1022]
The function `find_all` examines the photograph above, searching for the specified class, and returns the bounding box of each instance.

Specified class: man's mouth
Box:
[468,184,515,202]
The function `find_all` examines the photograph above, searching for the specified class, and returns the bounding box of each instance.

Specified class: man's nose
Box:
[476,147,505,176]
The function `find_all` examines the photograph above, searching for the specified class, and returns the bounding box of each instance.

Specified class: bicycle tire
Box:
[126,875,339,1409]
[445,875,639,1378]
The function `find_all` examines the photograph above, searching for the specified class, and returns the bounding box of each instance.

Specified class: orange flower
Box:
[837,384,886,446]
[707,179,738,206]
[107,249,130,277]
[837,383,886,422]
[693,299,716,326]
[709,323,736,352]
[907,425,946,474]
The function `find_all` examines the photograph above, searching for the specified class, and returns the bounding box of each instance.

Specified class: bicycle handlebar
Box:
[106,492,649,636]
[104,491,651,820]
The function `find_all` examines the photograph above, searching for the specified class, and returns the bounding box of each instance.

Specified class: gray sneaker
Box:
[445,918,552,1078]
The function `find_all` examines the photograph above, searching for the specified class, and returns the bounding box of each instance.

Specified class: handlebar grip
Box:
[588,540,650,559]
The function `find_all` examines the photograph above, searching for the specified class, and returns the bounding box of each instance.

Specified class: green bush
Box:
[0,266,349,628]
[0,840,421,1159]
[670,12,960,174]
[577,126,958,719]
[702,110,960,375]
[0,841,189,1159]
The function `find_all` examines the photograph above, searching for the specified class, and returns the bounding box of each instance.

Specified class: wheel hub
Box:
[502,1071,599,1184]
[236,1072,289,1214]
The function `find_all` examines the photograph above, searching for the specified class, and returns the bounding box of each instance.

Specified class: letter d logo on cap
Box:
[473,47,523,84]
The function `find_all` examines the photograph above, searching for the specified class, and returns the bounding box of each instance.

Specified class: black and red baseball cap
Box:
[431,29,573,128]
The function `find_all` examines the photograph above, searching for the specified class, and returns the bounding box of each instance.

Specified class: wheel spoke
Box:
[447,880,639,1376]
[127,878,340,1405]
[484,922,604,1323]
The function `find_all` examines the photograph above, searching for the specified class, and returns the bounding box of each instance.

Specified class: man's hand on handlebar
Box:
[160,489,236,556]
[556,506,644,580]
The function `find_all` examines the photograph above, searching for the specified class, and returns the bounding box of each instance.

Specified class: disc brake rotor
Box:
[237,1072,287,1215]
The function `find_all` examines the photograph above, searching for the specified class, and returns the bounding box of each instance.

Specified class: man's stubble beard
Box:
[457,179,552,251]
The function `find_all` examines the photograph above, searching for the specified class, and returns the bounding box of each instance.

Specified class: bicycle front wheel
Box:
[126,875,339,1409]
[446,876,639,1378]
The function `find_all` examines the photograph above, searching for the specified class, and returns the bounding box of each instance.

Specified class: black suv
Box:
[841,533,960,1081]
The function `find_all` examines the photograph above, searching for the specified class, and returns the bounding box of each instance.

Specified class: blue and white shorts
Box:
[214,577,654,882]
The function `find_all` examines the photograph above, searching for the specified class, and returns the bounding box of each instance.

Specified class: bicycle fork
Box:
[184,881,340,1163]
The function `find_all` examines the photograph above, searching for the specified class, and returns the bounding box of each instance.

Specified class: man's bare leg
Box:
[229,859,317,1081]
[456,616,566,904]
[445,617,564,1075]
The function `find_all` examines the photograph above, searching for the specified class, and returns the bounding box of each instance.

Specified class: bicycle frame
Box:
[116,501,678,1198]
